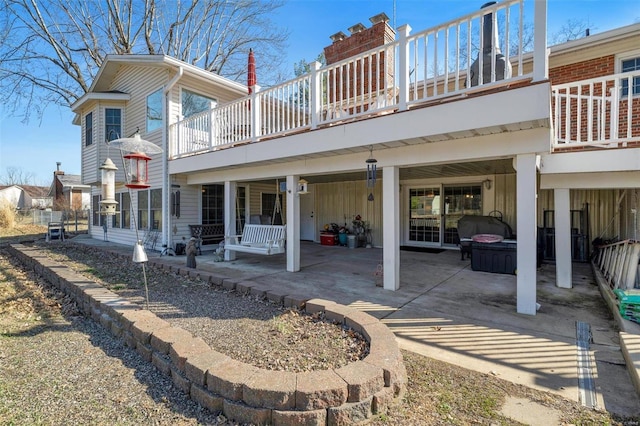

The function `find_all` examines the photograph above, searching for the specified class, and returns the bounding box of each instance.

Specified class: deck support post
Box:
[516,154,538,315]
[286,175,301,272]
[554,188,573,288]
[224,181,237,261]
[383,166,400,291]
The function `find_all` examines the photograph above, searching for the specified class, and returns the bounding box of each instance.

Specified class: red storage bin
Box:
[320,233,337,246]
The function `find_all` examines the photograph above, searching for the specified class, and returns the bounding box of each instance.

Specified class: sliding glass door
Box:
[407,184,482,246]
[408,187,441,243]
[442,184,482,245]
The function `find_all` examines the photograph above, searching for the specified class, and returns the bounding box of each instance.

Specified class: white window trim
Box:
[615,49,640,98]
[615,49,640,74]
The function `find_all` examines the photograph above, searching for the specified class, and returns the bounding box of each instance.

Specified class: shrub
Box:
[0,201,16,229]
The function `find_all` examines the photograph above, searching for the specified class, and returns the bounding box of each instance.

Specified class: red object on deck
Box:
[248,48,256,94]
[320,233,337,246]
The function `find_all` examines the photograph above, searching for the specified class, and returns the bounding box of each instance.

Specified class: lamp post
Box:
[104,130,163,309]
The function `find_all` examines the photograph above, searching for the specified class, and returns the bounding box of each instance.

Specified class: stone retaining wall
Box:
[8,244,406,425]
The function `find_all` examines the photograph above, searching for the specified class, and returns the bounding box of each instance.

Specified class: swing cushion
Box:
[225,224,287,255]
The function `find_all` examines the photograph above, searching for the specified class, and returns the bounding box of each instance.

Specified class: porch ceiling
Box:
[248,158,516,185]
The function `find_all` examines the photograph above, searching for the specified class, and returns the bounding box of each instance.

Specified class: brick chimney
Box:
[323,13,396,103]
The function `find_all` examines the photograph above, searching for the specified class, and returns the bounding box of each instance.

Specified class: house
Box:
[49,162,91,211]
[0,184,51,210]
[72,0,640,315]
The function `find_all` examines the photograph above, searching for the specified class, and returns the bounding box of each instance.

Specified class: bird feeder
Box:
[99,158,118,215]
[297,178,309,195]
[124,151,152,189]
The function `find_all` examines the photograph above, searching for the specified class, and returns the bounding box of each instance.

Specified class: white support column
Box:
[224,181,237,261]
[533,0,548,82]
[516,154,538,315]
[286,175,301,272]
[554,188,572,288]
[383,166,400,291]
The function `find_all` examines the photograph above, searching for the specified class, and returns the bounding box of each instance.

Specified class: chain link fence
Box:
[24,209,90,233]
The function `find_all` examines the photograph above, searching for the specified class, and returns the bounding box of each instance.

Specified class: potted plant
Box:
[338,225,349,246]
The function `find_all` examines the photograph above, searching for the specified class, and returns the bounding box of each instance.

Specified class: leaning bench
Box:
[189,224,224,254]
[225,224,286,256]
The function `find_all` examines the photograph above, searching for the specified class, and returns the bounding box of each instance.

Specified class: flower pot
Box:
[338,233,348,246]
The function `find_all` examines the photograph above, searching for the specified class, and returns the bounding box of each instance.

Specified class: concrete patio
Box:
[72,235,640,418]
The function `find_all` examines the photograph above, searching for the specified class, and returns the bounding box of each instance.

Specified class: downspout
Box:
[162,66,183,248]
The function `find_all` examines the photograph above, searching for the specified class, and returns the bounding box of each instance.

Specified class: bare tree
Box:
[551,18,595,44]
[0,167,37,186]
[0,0,288,121]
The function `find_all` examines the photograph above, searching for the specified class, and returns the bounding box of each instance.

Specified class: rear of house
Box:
[74,0,640,315]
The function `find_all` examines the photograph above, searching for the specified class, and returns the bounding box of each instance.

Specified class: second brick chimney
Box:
[323,13,396,104]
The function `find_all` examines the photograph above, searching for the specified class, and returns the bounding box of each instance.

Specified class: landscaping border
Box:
[8,244,406,425]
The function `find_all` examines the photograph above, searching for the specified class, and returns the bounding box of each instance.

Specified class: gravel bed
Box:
[36,242,368,372]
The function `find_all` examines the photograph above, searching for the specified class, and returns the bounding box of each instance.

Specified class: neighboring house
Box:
[49,164,91,211]
[72,0,639,315]
[0,184,52,210]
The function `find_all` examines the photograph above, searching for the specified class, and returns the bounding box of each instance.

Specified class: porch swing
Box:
[224,179,287,256]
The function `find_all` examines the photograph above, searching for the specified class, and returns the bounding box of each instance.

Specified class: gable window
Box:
[147,89,163,132]
[182,89,217,119]
[105,108,122,140]
[85,112,93,146]
[620,52,640,96]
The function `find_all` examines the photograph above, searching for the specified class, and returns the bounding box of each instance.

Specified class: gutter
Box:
[161,67,183,248]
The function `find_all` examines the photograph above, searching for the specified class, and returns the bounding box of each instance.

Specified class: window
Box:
[105,108,122,141]
[85,112,93,146]
[182,89,217,119]
[261,193,283,225]
[147,89,163,132]
[112,192,130,229]
[150,189,162,230]
[202,184,224,224]
[138,190,148,230]
[621,56,640,97]
[92,195,101,226]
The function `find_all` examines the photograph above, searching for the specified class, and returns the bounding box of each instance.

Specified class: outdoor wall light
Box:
[483,179,493,190]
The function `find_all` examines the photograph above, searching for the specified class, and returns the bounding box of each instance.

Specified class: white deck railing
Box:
[552,70,640,149]
[170,0,540,159]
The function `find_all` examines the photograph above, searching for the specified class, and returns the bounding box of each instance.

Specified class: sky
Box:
[0,0,638,186]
